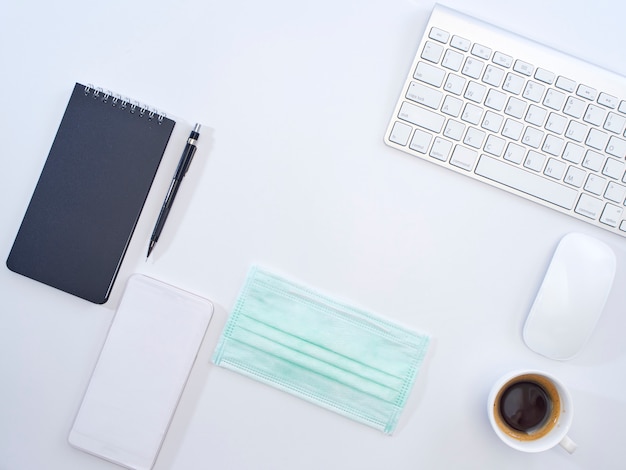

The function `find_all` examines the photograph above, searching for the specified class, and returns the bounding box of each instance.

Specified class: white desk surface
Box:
[2,0,625,469]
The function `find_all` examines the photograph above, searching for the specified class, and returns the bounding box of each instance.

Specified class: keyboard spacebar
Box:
[475,155,578,210]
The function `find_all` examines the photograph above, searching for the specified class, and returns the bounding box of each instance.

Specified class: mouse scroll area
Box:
[523,233,616,360]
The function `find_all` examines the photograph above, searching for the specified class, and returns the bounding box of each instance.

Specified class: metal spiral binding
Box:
[83,83,166,123]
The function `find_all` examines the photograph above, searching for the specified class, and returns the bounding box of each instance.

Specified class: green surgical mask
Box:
[212,267,430,434]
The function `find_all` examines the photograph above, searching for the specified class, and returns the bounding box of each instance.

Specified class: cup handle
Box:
[559,435,578,454]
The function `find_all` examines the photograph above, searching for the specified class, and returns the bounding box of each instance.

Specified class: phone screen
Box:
[69,275,213,470]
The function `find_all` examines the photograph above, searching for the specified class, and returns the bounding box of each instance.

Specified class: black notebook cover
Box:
[7,83,175,304]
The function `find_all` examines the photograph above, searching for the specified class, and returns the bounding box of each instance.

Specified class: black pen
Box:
[147,123,201,258]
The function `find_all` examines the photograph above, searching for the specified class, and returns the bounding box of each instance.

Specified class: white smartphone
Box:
[69,274,213,470]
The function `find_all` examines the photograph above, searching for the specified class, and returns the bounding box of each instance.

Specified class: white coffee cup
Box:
[487,370,577,453]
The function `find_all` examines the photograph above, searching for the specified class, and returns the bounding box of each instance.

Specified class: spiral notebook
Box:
[6,83,176,304]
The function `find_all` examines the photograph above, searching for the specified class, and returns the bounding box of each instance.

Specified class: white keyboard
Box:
[385,5,626,238]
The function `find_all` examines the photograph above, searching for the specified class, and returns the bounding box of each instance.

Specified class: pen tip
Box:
[193,123,201,133]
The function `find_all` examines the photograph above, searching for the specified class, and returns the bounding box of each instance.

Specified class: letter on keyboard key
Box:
[607,136,626,159]
[399,102,445,133]
[475,155,578,209]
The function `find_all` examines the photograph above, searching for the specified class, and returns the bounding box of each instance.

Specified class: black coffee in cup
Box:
[493,373,561,441]
[500,381,549,432]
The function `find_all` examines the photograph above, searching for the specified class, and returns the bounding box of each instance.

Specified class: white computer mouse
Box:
[523,232,616,360]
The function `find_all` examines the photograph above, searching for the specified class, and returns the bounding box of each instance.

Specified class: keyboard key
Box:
[484,134,506,156]
[450,35,470,51]
[598,92,618,109]
[522,126,544,148]
[442,95,463,117]
[542,135,564,156]
[555,76,576,93]
[492,52,513,68]
[414,62,446,87]
[522,81,545,102]
[563,96,585,119]
[584,173,607,196]
[505,97,526,118]
[482,111,504,132]
[406,82,443,109]
[577,84,597,101]
[389,121,412,145]
[504,143,525,164]
[543,89,566,111]
[443,73,466,95]
[450,145,478,170]
[462,57,484,79]
[429,27,450,43]
[502,119,524,140]
[471,43,491,60]
[602,158,625,180]
[421,41,444,63]
[484,89,506,111]
[464,127,486,148]
[502,73,525,94]
[565,121,588,142]
[430,137,453,161]
[544,158,566,180]
[409,128,433,153]
[545,113,567,134]
[582,150,604,172]
[399,102,446,132]
[513,60,533,76]
[575,193,603,219]
[465,81,487,103]
[461,103,483,125]
[442,49,464,71]
[619,101,626,114]
[482,65,505,87]
[564,166,586,187]
[605,182,626,204]
[534,68,555,84]
[607,135,626,159]
[475,155,578,209]
[604,113,626,134]
[600,204,623,228]
[562,142,584,164]
[524,151,546,172]
[585,129,609,151]
[525,105,547,127]
[443,119,465,140]
[583,105,606,126]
